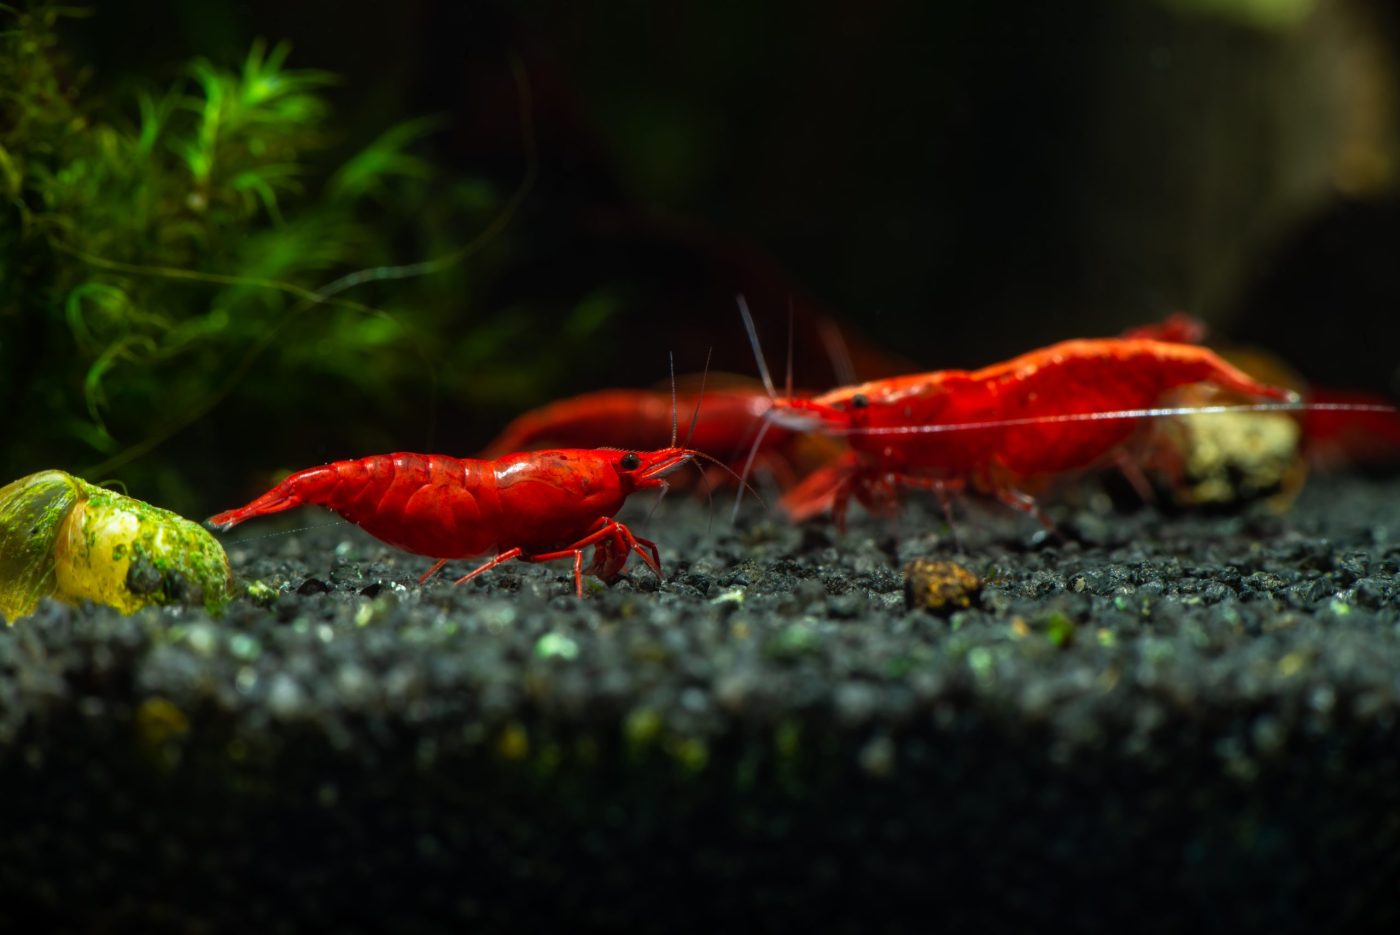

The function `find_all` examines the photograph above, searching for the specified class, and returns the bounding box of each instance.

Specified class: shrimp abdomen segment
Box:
[356,454,496,558]
[209,454,496,559]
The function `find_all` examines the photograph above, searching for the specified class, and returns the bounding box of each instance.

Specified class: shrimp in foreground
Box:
[208,448,694,597]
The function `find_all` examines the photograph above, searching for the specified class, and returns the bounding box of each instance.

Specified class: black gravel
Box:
[3,474,1400,933]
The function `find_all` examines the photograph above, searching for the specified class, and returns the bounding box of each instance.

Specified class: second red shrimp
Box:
[481,384,832,488]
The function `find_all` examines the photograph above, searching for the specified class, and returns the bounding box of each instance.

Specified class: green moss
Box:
[244,580,278,605]
[75,477,234,614]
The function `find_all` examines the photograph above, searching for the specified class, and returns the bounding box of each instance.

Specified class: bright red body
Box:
[208,448,693,596]
[772,337,1297,523]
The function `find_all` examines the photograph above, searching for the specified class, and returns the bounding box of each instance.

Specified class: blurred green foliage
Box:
[1159,0,1317,28]
[0,2,583,512]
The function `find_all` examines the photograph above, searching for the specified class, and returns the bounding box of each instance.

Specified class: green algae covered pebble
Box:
[0,470,235,623]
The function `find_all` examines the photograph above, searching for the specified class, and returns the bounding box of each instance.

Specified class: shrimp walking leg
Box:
[448,517,665,598]
[451,548,525,588]
[1110,450,1158,504]
[888,474,966,548]
[419,558,450,584]
[584,525,662,583]
[992,486,1055,531]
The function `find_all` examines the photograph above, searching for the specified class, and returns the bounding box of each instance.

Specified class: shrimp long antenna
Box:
[643,449,765,534]
[643,479,673,529]
[816,315,858,387]
[731,415,777,522]
[682,347,713,449]
[784,296,795,400]
[738,294,777,399]
[680,449,767,514]
[829,401,1391,437]
[668,351,678,447]
[734,294,781,522]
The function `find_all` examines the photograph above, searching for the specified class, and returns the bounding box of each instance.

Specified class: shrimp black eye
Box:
[851,393,869,409]
[620,452,641,470]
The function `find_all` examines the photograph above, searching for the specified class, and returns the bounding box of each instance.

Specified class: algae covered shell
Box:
[0,470,235,623]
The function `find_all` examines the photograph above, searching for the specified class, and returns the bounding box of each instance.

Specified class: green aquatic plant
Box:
[0,2,540,513]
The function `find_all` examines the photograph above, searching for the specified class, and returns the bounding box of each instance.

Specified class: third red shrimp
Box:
[756,335,1299,527]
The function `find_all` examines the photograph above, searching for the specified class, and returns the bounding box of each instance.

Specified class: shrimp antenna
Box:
[683,347,713,449]
[643,449,765,531]
[731,415,776,522]
[643,477,673,529]
[677,448,766,514]
[816,315,858,387]
[688,448,768,534]
[669,350,678,447]
[734,294,783,521]
[828,400,1387,438]
[785,296,795,400]
[738,294,778,399]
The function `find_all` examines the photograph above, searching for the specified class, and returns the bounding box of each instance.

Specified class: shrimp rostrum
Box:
[763,336,1299,527]
[209,447,695,597]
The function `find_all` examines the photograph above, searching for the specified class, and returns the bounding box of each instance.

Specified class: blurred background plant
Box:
[0,2,558,514]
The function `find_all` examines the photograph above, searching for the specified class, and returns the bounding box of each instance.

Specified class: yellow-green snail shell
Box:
[0,470,235,623]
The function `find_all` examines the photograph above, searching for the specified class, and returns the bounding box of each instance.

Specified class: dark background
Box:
[25,0,1400,505]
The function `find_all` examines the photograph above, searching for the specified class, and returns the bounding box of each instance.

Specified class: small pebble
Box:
[903,558,982,613]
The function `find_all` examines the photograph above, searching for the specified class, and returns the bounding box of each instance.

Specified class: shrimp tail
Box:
[207,464,343,529]
[1193,352,1298,402]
